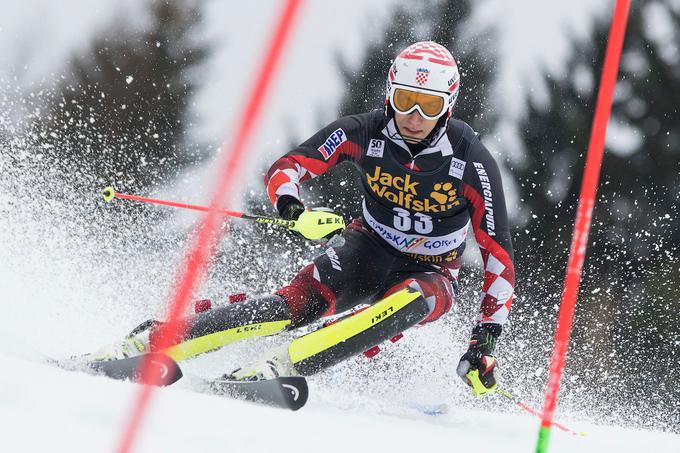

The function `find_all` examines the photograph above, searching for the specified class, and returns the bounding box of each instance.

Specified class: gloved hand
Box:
[276,195,345,242]
[278,195,306,221]
[456,323,502,397]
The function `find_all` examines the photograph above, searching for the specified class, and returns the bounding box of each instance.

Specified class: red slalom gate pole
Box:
[115,1,304,453]
[102,186,246,218]
[535,1,630,452]
[496,388,586,437]
[102,186,293,227]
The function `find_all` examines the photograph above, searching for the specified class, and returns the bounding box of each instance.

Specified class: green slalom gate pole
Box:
[534,1,630,452]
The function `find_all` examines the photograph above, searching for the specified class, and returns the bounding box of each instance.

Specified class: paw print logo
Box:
[430,182,458,206]
[444,250,458,262]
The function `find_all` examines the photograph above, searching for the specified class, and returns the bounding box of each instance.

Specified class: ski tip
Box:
[206,375,309,410]
[102,186,116,202]
[278,376,308,411]
[142,353,183,386]
[87,352,183,386]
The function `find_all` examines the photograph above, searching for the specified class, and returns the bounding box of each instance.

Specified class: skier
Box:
[94,41,514,397]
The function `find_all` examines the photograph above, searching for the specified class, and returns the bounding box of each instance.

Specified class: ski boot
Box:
[87,319,160,362]
[224,344,298,381]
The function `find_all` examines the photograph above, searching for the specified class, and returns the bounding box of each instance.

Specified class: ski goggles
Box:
[389,86,449,120]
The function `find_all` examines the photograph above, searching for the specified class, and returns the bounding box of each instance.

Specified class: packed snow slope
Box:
[1,352,678,453]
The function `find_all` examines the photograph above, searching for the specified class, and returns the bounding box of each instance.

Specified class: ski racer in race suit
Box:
[264,41,514,395]
[95,41,514,397]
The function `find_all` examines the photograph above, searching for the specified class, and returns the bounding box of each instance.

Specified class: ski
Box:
[51,352,183,386]
[196,376,308,411]
[51,351,307,409]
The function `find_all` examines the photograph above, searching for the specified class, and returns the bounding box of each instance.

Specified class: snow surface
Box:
[1,352,679,453]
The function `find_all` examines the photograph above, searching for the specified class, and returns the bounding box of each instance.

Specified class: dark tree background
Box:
[33,0,208,191]
[511,0,680,423]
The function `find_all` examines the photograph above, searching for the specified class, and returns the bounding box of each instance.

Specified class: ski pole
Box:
[102,187,293,228]
[496,387,587,437]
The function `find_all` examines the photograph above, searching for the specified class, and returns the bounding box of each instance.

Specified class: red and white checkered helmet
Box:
[385,41,460,120]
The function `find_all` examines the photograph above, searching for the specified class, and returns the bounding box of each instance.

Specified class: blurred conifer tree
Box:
[514,0,680,418]
[37,0,208,191]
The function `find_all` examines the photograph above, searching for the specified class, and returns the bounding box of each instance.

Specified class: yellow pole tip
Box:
[102,186,116,202]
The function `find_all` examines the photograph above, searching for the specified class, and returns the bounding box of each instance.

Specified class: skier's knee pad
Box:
[276,263,336,328]
[383,273,455,325]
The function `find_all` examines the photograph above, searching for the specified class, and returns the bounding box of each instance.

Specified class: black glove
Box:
[277,195,305,221]
[456,323,502,396]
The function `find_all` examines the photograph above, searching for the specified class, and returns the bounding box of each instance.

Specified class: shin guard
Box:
[287,288,430,375]
[164,295,292,362]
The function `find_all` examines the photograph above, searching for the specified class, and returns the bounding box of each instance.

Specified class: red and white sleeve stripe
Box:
[463,183,515,325]
[265,140,361,208]
[265,158,312,206]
